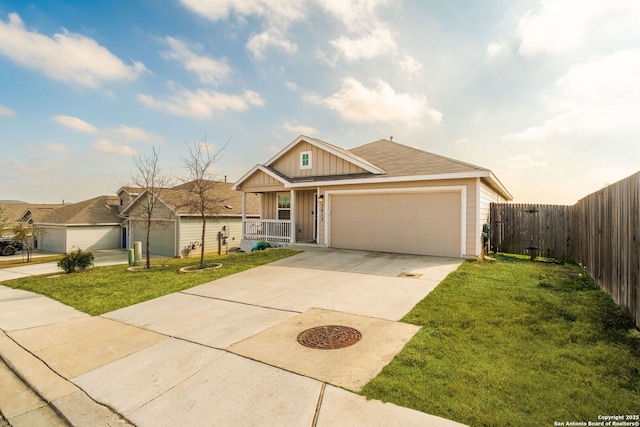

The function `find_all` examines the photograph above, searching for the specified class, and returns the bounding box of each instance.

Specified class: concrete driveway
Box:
[0,248,465,427]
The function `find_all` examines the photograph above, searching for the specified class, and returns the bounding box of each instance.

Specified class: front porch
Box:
[239,189,322,245]
[242,219,292,243]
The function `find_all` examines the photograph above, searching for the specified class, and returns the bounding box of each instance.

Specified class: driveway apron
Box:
[0,248,465,426]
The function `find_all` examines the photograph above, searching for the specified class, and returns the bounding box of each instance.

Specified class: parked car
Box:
[0,238,24,256]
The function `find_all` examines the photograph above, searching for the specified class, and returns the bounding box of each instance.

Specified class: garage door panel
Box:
[330,192,461,257]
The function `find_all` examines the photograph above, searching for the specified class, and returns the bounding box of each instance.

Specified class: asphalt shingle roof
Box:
[140,181,260,216]
[349,139,488,177]
[38,196,121,225]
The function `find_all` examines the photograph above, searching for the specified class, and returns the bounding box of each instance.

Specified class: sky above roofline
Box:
[1,0,639,205]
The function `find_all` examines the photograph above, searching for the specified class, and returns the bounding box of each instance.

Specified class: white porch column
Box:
[290,189,296,243]
[241,192,246,238]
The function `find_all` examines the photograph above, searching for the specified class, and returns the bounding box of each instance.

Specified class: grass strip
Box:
[3,249,300,315]
[360,256,640,426]
[0,255,64,269]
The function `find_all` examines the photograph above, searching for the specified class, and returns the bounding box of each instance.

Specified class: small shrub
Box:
[58,249,95,273]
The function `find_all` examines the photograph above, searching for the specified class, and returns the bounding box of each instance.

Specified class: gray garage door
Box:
[41,227,65,253]
[329,191,462,257]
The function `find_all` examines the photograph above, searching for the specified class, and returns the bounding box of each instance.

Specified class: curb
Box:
[0,331,132,426]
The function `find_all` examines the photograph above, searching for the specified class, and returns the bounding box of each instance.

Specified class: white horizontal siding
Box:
[178,217,244,256]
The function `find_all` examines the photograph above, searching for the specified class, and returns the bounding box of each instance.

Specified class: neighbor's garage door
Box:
[41,227,66,253]
[329,191,462,257]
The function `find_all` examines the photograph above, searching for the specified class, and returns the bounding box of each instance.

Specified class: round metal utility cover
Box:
[296,325,362,350]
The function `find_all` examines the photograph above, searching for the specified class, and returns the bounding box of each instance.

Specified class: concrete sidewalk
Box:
[0,249,133,283]
[0,248,466,426]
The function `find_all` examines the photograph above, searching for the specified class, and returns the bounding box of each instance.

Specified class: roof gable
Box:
[265,135,385,176]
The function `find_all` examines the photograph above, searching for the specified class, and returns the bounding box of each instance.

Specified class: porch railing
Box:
[243,219,292,242]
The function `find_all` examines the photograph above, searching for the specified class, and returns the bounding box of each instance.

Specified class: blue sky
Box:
[1,0,639,204]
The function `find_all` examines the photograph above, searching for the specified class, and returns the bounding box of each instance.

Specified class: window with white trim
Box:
[277,193,291,220]
[300,151,312,169]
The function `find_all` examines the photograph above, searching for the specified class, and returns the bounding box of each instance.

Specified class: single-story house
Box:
[120,181,260,257]
[0,202,65,232]
[35,196,123,253]
[232,135,513,259]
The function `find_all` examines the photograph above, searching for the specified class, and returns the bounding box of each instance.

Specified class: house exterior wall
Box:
[477,179,507,256]
[315,178,479,257]
[66,225,121,251]
[178,216,243,256]
[240,170,285,192]
[131,220,176,257]
[270,141,368,178]
[127,194,176,221]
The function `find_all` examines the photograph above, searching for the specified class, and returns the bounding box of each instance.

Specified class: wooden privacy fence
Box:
[490,171,640,328]
[490,204,571,260]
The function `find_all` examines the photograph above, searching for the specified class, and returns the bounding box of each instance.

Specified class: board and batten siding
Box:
[239,170,285,192]
[66,226,121,251]
[270,140,368,178]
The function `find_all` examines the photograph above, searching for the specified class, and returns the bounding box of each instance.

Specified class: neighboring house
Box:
[0,203,66,247]
[35,196,123,253]
[232,135,513,259]
[120,181,260,257]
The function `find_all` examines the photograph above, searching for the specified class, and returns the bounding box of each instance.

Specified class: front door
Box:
[295,190,317,242]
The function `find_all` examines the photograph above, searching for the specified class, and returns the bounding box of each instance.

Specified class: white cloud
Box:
[505,104,640,140]
[108,126,165,143]
[92,139,136,155]
[498,153,548,170]
[506,50,640,140]
[51,115,98,133]
[178,0,305,22]
[0,13,146,88]
[486,42,505,58]
[396,55,422,76]
[330,25,396,62]
[0,104,16,117]
[318,77,441,127]
[316,0,389,31]
[553,50,640,108]
[247,29,298,59]
[164,37,231,85]
[137,87,264,119]
[178,0,305,58]
[283,122,317,135]
[517,0,640,57]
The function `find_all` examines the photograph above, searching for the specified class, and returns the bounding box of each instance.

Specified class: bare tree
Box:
[129,147,173,269]
[180,139,229,269]
[0,208,8,237]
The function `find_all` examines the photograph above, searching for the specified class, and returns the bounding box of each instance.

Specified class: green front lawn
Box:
[361,256,640,426]
[3,249,300,315]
